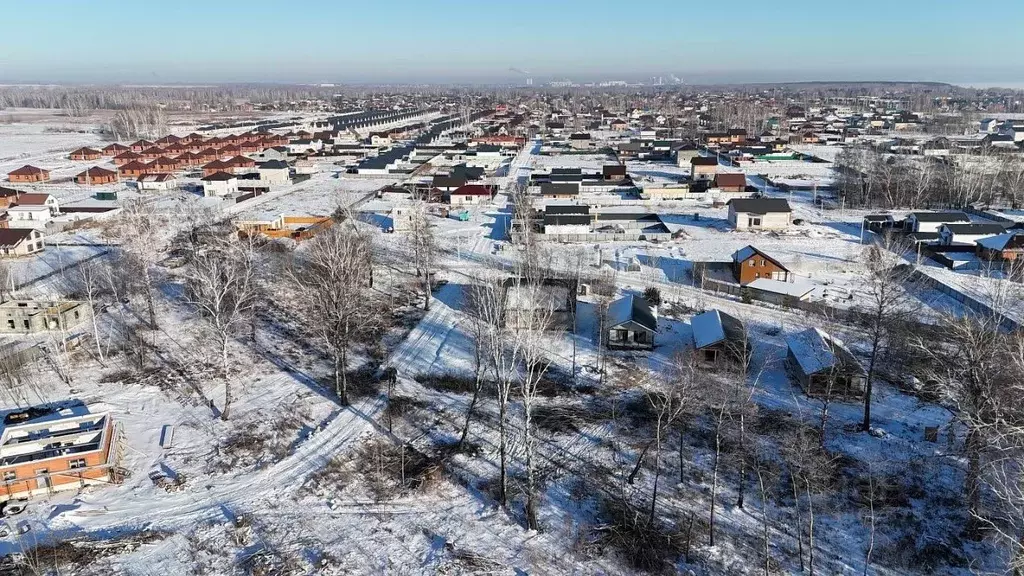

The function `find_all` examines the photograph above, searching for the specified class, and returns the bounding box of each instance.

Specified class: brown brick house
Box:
[69,147,102,161]
[731,245,791,285]
[0,409,118,502]
[101,143,129,157]
[74,167,119,185]
[150,156,180,172]
[715,173,747,192]
[112,151,142,166]
[155,134,181,146]
[8,165,50,183]
[129,139,154,153]
[202,159,230,177]
[139,146,167,160]
[118,160,152,179]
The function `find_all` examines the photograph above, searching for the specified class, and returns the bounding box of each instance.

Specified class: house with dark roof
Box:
[539,183,580,199]
[200,172,238,198]
[727,198,792,230]
[0,228,44,258]
[74,167,118,185]
[732,245,791,285]
[786,328,866,398]
[690,156,718,181]
[606,294,657,350]
[904,211,970,234]
[938,223,1008,246]
[714,172,748,193]
[449,184,493,206]
[7,166,49,184]
[69,147,102,161]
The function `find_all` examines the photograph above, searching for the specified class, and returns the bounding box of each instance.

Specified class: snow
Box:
[690,309,726,349]
[785,327,840,376]
[746,277,815,298]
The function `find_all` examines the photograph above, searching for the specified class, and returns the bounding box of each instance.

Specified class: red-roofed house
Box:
[129,139,154,153]
[8,165,49,183]
[16,192,60,215]
[113,151,142,166]
[449,184,494,206]
[118,160,152,179]
[102,143,130,157]
[74,167,119,185]
[69,147,102,161]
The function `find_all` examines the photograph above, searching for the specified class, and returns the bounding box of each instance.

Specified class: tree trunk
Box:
[221,336,231,420]
[757,464,771,576]
[337,347,350,406]
[498,394,508,507]
[792,475,805,573]
[737,411,746,509]
[423,275,431,311]
[709,416,722,546]
[649,425,661,524]
[966,425,982,532]
[806,479,815,576]
[458,380,481,448]
[525,405,539,531]
[143,267,157,329]
[679,427,685,485]
[90,303,104,362]
[862,329,882,432]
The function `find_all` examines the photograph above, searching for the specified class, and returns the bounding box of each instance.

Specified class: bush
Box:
[593,496,685,573]
[642,286,662,306]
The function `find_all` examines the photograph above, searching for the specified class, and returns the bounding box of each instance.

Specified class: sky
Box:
[1,0,1022,86]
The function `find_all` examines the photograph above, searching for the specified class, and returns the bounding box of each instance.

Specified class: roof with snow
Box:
[731,245,788,270]
[977,233,1024,251]
[690,309,743,350]
[940,223,1007,236]
[607,295,657,333]
[746,278,813,299]
[786,328,863,377]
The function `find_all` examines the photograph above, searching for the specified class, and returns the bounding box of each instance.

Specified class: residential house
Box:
[937,223,1007,246]
[7,166,49,184]
[606,294,657,350]
[0,228,44,258]
[74,167,118,185]
[0,187,20,209]
[732,245,791,285]
[674,143,701,167]
[118,161,152,179]
[690,309,747,365]
[129,139,154,153]
[543,205,591,235]
[726,198,792,230]
[431,175,468,194]
[502,278,577,331]
[602,164,627,180]
[977,233,1024,262]
[202,160,231,177]
[201,172,238,198]
[226,156,256,174]
[257,160,290,185]
[139,146,166,160]
[690,157,718,181]
[137,173,177,192]
[904,211,970,234]
[786,328,866,398]
[69,147,102,161]
[449,184,493,206]
[112,151,142,166]
[101,143,129,157]
[5,205,51,230]
[540,183,580,200]
[714,173,747,193]
[16,193,59,216]
[149,156,180,173]
[0,407,117,501]
[568,133,593,150]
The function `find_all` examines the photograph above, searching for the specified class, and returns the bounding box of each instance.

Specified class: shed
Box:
[606,294,657,350]
[785,328,865,398]
[690,309,746,365]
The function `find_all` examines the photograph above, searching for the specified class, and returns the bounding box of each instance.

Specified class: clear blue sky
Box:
[1,0,1021,85]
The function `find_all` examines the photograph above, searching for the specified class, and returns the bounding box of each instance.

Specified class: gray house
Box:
[606,295,657,350]
[0,300,90,335]
[690,309,747,366]
[785,328,865,398]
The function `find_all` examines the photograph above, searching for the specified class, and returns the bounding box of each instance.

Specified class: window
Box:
[760,259,766,266]
[703,349,718,363]
[3,471,15,481]
[6,320,13,329]
[69,459,87,469]
[22,320,29,329]
[748,217,762,227]
[748,260,755,267]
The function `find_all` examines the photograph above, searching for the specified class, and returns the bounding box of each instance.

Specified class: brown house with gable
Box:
[731,245,791,286]
[8,165,50,183]
[69,147,102,161]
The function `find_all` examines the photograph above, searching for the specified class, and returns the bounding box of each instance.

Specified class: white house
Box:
[938,223,1008,246]
[257,160,290,185]
[201,172,238,198]
[726,198,792,230]
[449,184,492,206]
[542,205,591,235]
[15,193,59,216]
[905,211,970,234]
[137,173,177,192]
[6,205,52,230]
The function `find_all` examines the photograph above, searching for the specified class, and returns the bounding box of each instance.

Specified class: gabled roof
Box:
[70,147,101,155]
[690,309,743,349]
[541,183,580,196]
[731,245,789,271]
[977,233,1024,251]
[727,198,792,214]
[201,171,237,182]
[909,211,969,223]
[138,173,175,182]
[607,294,657,333]
[0,186,21,198]
[75,167,117,178]
[451,184,491,197]
[715,173,747,188]
[15,193,52,205]
[119,160,151,171]
[786,328,863,377]
[940,223,1006,236]
[0,228,35,247]
[258,160,289,170]
[691,157,718,166]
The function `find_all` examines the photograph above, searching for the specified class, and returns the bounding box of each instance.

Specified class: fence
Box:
[908,269,1019,330]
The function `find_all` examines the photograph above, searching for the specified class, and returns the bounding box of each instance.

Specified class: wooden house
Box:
[690,309,747,366]
[606,294,657,350]
[731,245,791,285]
[977,233,1024,262]
[786,328,865,398]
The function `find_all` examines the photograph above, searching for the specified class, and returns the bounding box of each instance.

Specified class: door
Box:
[35,469,50,491]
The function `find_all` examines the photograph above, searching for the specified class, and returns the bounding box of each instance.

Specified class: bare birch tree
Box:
[290,222,376,405]
[184,238,259,420]
[111,199,162,329]
[408,202,437,311]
